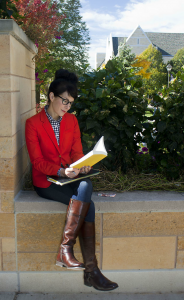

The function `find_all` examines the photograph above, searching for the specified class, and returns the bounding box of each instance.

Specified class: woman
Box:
[25,69,118,291]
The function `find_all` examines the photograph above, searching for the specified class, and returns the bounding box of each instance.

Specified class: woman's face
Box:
[49,91,74,120]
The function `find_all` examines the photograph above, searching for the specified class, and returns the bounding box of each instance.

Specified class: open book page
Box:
[70,136,107,169]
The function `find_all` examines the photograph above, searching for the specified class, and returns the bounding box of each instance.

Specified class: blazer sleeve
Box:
[25,118,61,175]
[70,116,84,163]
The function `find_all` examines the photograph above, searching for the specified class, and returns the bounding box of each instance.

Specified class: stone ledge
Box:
[15,190,184,213]
[0,20,37,54]
[0,272,18,292]
[1,270,184,293]
[17,270,184,293]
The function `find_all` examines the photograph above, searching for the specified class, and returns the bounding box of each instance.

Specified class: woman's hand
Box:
[80,166,91,174]
[60,167,80,178]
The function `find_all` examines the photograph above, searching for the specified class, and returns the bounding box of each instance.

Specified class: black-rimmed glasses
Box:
[56,95,74,106]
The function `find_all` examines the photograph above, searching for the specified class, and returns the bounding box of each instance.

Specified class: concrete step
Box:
[1,293,184,300]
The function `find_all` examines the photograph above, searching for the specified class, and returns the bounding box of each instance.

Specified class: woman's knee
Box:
[79,179,93,194]
[75,179,93,203]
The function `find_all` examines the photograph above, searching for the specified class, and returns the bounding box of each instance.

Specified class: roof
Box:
[112,37,127,56]
[146,32,184,56]
[112,32,184,57]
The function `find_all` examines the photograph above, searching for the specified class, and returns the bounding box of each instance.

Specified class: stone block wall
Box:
[0,191,179,293]
[16,212,101,272]
[0,20,37,273]
[15,210,184,272]
[103,212,184,270]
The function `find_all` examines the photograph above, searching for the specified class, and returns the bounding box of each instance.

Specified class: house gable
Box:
[125,25,152,55]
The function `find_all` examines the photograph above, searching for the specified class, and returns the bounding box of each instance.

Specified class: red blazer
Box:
[25,109,84,188]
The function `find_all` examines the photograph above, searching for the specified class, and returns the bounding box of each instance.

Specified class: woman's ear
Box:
[49,92,55,103]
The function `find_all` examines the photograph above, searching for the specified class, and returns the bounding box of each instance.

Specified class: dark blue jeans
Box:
[34,178,95,222]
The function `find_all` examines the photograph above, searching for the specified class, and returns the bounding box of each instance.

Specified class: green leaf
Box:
[125,128,132,138]
[117,123,126,130]
[124,116,135,127]
[126,85,131,91]
[112,82,121,88]
[90,105,99,112]
[108,79,114,85]
[86,119,99,130]
[96,69,106,81]
[108,135,118,143]
[157,121,167,132]
[114,98,125,107]
[123,104,128,112]
[105,59,119,73]
[108,116,119,127]
[101,110,110,116]
[161,159,168,167]
[81,89,88,95]
[143,122,151,129]
[96,88,104,99]
[80,109,89,116]
[174,133,183,143]
[128,91,138,98]
[168,142,177,152]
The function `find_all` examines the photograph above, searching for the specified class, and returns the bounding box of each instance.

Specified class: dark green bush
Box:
[135,144,157,173]
[72,58,148,171]
[143,71,184,179]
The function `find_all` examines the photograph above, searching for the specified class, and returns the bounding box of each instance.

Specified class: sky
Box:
[79,0,184,69]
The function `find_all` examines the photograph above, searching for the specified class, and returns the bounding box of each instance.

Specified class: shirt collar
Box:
[44,105,62,123]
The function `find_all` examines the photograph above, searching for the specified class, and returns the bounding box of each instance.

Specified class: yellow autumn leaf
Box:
[133,57,151,79]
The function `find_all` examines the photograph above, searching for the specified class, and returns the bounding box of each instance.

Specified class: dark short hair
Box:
[47,69,78,103]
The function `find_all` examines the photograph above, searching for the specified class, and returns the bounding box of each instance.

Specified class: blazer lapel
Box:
[40,109,60,153]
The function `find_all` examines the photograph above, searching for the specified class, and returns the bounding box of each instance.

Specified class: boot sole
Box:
[84,282,119,291]
[84,282,92,287]
[56,261,85,270]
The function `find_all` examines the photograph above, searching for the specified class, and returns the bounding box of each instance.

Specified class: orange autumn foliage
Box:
[133,57,151,79]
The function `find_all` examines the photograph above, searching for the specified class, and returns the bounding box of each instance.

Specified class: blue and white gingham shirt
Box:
[44,105,62,145]
[44,105,63,176]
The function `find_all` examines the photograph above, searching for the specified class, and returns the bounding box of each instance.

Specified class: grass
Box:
[23,168,184,193]
[90,169,184,192]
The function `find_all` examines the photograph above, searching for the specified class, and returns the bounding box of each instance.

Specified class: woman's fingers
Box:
[65,166,91,177]
[86,166,91,173]
[80,167,85,173]
[65,168,79,178]
[80,166,91,174]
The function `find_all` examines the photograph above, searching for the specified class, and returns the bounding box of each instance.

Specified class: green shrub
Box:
[143,71,184,179]
[135,143,157,173]
[72,58,148,171]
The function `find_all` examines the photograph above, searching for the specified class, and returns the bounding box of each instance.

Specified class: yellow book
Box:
[70,136,107,169]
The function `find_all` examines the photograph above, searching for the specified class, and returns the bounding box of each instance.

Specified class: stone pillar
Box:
[0,19,37,273]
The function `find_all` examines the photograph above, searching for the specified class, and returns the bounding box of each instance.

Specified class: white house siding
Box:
[105,33,114,64]
[140,38,151,45]
[127,27,146,38]
[95,53,105,69]
[162,56,173,64]
[125,26,152,56]
[128,45,150,55]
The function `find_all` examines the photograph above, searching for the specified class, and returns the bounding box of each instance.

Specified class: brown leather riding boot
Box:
[56,198,90,270]
[79,221,118,291]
